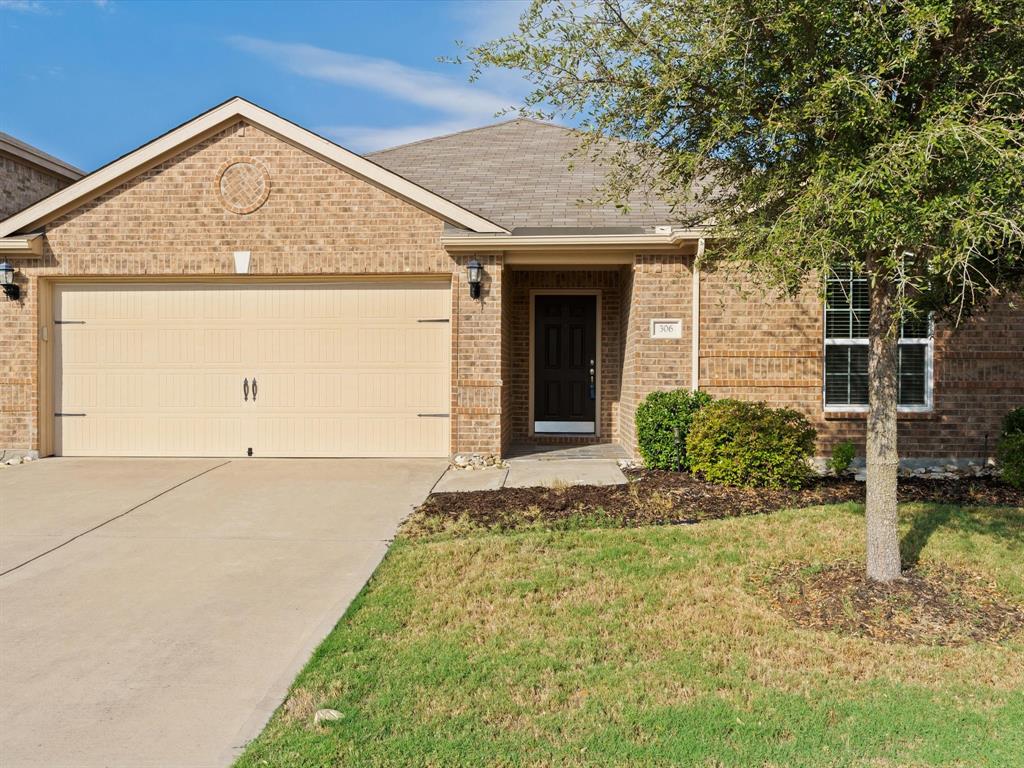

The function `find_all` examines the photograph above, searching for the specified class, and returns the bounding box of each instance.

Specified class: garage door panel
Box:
[402,373,449,409]
[54,282,450,457]
[60,372,147,410]
[155,417,248,456]
[157,372,243,410]
[57,416,147,456]
[201,330,245,365]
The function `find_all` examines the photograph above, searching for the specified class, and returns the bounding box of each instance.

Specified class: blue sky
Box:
[0,0,531,171]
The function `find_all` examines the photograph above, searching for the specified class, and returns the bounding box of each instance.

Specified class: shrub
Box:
[686,399,817,488]
[998,435,1024,488]
[827,440,856,475]
[998,408,1024,488]
[1002,407,1024,437]
[635,389,713,470]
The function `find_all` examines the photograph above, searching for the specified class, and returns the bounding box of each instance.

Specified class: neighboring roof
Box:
[369,118,678,231]
[0,131,84,180]
[0,98,506,238]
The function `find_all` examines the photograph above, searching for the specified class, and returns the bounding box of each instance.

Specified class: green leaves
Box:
[470,0,1024,323]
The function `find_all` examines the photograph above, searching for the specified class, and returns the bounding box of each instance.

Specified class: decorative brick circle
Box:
[216,158,270,214]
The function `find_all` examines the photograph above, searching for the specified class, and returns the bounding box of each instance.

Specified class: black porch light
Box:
[466,259,484,299]
[0,262,19,301]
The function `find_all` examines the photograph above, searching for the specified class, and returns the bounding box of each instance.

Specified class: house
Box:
[0,98,1020,462]
[0,132,83,220]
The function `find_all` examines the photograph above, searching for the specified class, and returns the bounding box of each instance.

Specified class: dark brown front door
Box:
[534,295,597,432]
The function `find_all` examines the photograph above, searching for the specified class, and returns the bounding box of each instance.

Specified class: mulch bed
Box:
[407,470,1024,535]
[764,561,1024,645]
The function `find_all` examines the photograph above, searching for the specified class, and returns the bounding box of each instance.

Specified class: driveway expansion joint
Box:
[0,460,231,577]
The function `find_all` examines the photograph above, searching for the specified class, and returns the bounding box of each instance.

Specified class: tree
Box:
[466,0,1024,581]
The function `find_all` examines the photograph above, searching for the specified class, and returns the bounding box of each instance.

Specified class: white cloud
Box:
[228,36,511,119]
[228,33,530,152]
[448,0,529,44]
[0,0,50,13]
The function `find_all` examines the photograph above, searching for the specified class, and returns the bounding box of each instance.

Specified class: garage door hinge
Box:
[54,413,87,417]
[54,320,86,324]
[417,413,450,418]
[417,318,449,323]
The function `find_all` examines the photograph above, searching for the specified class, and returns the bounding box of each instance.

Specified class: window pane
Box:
[901,315,929,339]
[825,270,869,340]
[899,344,927,405]
[850,278,869,310]
[849,346,869,403]
[825,309,851,338]
[825,345,869,406]
[851,310,869,338]
[826,280,851,309]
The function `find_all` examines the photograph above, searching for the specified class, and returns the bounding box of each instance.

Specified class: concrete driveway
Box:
[0,457,445,768]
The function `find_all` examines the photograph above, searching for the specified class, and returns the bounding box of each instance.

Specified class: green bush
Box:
[686,399,817,488]
[998,435,1024,488]
[827,440,856,475]
[998,408,1024,488]
[635,389,713,470]
[1002,407,1024,437]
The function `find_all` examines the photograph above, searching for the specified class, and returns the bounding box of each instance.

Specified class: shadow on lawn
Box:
[900,504,1024,569]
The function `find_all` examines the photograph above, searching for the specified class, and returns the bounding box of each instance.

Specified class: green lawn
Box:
[237,502,1024,767]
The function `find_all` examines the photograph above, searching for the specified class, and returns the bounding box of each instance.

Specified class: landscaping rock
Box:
[5,457,22,466]
[449,453,507,471]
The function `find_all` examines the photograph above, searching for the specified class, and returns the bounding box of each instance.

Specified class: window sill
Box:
[823,409,937,421]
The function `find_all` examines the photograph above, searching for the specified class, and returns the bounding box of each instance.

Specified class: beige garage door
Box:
[53,281,451,457]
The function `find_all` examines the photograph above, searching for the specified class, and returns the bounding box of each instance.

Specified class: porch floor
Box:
[434,442,628,493]
[505,442,629,461]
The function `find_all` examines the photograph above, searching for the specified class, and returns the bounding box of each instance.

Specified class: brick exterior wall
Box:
[0,152,72,221]
[699,266,1024,460]
[450,253,507,457]
[1,120,459,453]
[2,119,1018,461]
[508,269,622,444]
[618,255,694,457]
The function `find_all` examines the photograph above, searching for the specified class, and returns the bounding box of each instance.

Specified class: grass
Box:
[236,501,1024,767]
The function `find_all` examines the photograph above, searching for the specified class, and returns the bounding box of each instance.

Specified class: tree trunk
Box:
[865,255,902,582]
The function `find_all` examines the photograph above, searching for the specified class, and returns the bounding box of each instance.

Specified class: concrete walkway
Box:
[434,457,627,492]
[0,457,445,768]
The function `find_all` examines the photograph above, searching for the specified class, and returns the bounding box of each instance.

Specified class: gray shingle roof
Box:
[367,119,676,232]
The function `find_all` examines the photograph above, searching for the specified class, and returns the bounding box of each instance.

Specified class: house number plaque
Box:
[650,319,683,339]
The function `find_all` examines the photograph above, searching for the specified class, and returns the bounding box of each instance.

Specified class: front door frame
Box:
[528,289,601,437]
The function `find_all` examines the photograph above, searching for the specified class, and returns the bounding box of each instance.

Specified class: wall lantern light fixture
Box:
[0,262,20,301]
[466,259,484,300]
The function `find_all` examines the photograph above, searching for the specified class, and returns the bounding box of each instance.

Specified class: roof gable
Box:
[0,98,506,238]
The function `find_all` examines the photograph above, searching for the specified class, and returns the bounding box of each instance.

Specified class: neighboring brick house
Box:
[0,132,83,220]
[0,98,1020,461]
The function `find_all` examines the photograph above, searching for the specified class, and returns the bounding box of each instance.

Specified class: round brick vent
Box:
[216,159,270,214]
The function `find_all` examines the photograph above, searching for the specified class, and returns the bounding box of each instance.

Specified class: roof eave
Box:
[0,137,84,181]
[441,228,708,253]
[0,232,44,257]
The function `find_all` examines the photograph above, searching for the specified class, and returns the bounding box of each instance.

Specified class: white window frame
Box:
[821,277,934,413]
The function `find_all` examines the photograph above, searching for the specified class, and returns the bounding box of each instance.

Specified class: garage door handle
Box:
[252,377,258,402]
[243,377,249,402]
